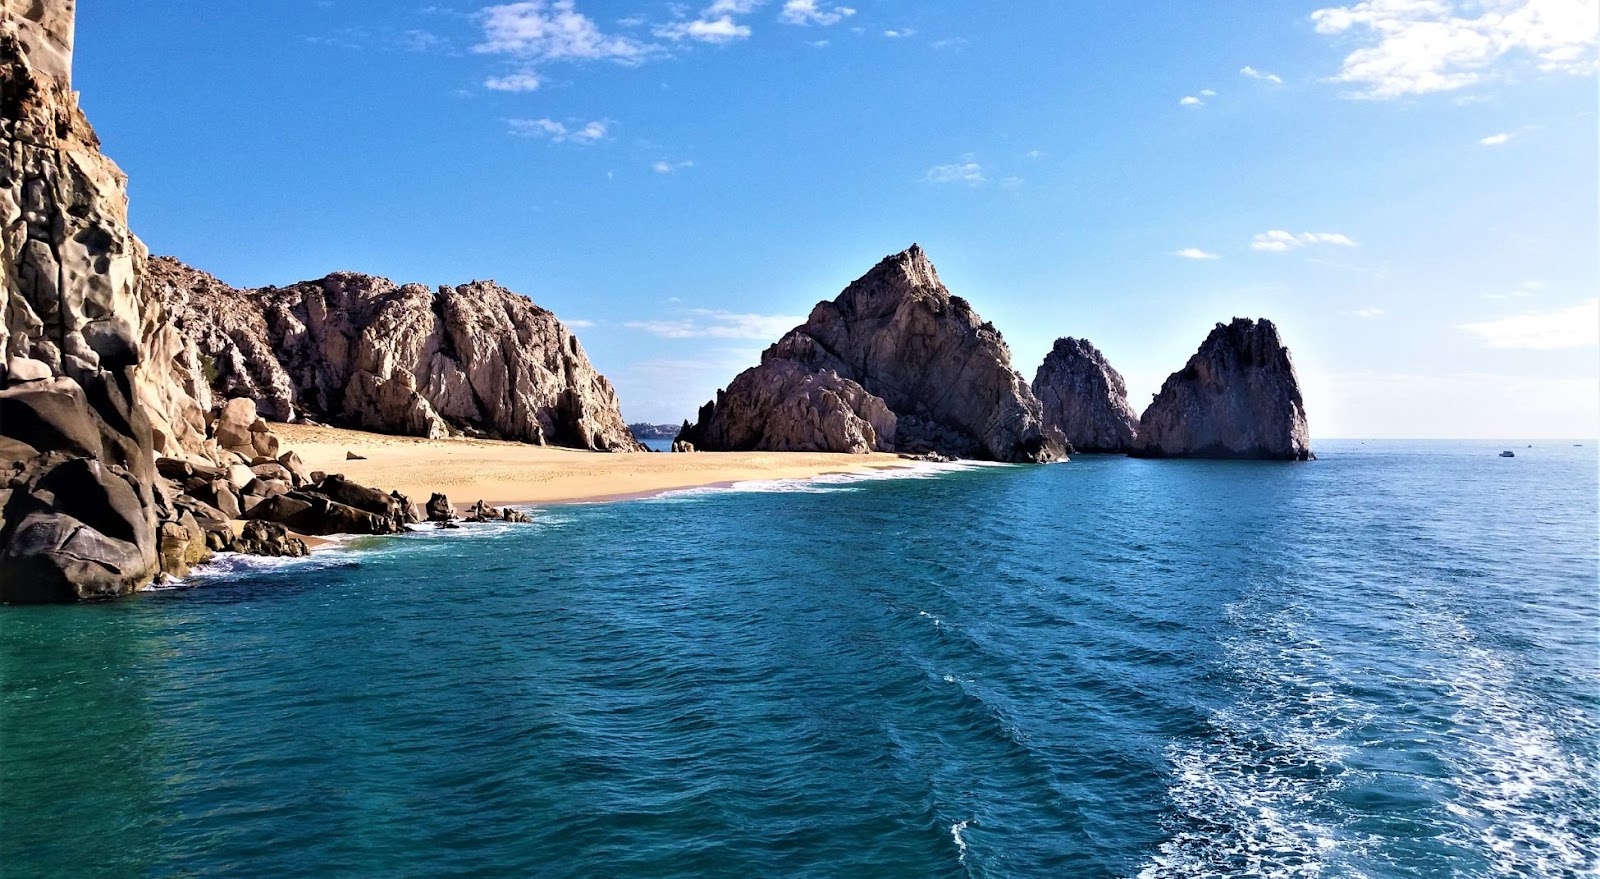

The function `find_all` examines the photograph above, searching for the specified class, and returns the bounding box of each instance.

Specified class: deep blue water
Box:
[2,440,1596,878]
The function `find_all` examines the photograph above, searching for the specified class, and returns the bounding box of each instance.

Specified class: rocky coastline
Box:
[0,6,1314,604]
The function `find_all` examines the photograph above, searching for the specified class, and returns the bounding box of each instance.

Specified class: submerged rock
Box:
[146,257,643,452]
[679,246,1061,463]
[1032,337,1140,454]
[1134,318,1312,461]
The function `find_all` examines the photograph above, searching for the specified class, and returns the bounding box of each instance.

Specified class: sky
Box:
[75,0,1599,438]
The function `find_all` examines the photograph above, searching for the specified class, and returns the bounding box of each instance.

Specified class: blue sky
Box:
[77,1,1598,437]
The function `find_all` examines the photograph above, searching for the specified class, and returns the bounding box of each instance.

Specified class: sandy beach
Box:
[272,423,906,508]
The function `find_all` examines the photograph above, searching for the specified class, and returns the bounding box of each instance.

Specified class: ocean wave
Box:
[648,459,1011,502]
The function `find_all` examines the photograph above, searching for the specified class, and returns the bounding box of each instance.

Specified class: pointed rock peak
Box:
[835,244,949,318]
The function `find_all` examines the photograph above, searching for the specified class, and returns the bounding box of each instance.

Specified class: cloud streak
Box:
[1251,230,1359,251]
[1458,299,1600,350]
[626,309,804,339]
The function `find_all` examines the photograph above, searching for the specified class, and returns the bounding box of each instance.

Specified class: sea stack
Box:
[679,245,1062,463]
[147,257,643,452]
[1133,317,1312,461]
[0,5,172,599]
[1032,337,1140,453]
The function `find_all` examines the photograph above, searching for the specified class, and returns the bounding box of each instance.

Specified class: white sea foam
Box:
[950,819,972,865]
[648,459,1010,502]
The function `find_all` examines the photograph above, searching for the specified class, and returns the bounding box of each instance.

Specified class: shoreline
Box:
[271,422,910,510]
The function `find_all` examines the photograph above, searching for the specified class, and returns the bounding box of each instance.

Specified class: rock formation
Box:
[146,257,642,452]
[678,246,1062,463]
[0,4,178,601]
[1032,337,1140,453]
[1133,317,1312,461]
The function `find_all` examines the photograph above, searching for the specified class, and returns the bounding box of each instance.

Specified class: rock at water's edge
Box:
[1032,337,1140,454]
[679,246,1061,463]
[1133,317,1312,461]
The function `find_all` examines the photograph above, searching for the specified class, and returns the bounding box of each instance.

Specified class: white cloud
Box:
[1174,247,1221,260]
[655,15,752,42]
[1241,65,1283,83]
[1199,88,1218,96]
[565,318,597,328]
[924,155,985,185]
[1025,149,1045,159]
[1352,307,1386,317]
[883,28,915,38]
[1458,298,1600,349]
[475,1,651,63]
[626,309,805,339]
[780,0,856,26]
[653,159,694,173]
[484,71,542,91]
[1311,0,1600,99]
[1251,229,1360,251]
[1480,131,1515,145]
[508,117,609,143]
[1179,95,1204,105]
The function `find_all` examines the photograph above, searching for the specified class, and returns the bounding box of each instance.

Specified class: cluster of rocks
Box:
[670,439,696,453]
[1030,319,1312,460]
[678,246,1062,463]
[145,256,643,453]
[418,493,532,528]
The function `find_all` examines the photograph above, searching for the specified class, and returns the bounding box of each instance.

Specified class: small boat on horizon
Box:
[1500,450,1516,458]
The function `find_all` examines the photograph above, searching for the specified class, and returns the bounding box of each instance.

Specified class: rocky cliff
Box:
[1134,317,1312,461]
[147,257,642,452]
[0,3,179,600]
[679,246,1061,463]
[1032,337,1139,454]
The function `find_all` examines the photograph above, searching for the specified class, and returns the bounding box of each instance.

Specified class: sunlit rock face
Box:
[681,245,1062,463]
[146,257,643,452]
[1033,337,1140,454]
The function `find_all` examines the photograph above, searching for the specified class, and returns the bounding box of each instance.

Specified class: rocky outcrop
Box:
[146,257,642,452]
[679,246,1062,463]
[1032,337,1139,453]
[1133,318,1312,461]
[0,6,173,601]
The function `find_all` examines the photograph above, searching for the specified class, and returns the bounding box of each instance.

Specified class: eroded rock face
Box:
[1032,337,1139,454]
[147,258,642,452]
[680,246,1061,462]
[0,7,169,601]
[1134,317,1312,461]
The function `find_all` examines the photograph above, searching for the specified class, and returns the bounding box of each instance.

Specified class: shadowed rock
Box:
[1133,318,1313,461]
[679,246,1061,463]
[1033,337,1140,453]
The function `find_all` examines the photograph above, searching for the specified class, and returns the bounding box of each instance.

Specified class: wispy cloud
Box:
[626,309,804,339]
[1311,0,1600,99]
[779,0,856,26]
[1174,247,1220,260]
[1351,307,1385,318]
[1240,65,1283,83]
[1459,299,1600,349]
[924,155,985,185]
[653,159,695,173]
[883,28,916,38]
[1179,95,1204,106]
[655,15,751,43]
[508,117,610,143]
[485,71,541,91]
[1251,229,1359,251]
[1480,131,1516,146]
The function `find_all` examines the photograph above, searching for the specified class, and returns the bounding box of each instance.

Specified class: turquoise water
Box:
[2,441,1596,878]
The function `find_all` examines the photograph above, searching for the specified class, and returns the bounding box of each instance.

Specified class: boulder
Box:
[227,520,309,558]
[1133,318,1313,461]
[214,397,259,453]
[425,493,454,522]
[679,246,1061,462]
[157,512,214,578]
[246,491,401,536]
[1032,337,1140,453]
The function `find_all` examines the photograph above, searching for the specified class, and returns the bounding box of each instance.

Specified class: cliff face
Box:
[0,3,199,600]
[680,245,1061,463]
[147,257,642,452]
[1032,337,1139,454]
[1134,317,1312,461]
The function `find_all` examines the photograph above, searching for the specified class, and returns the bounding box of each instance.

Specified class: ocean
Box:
[1,440,1595,878]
